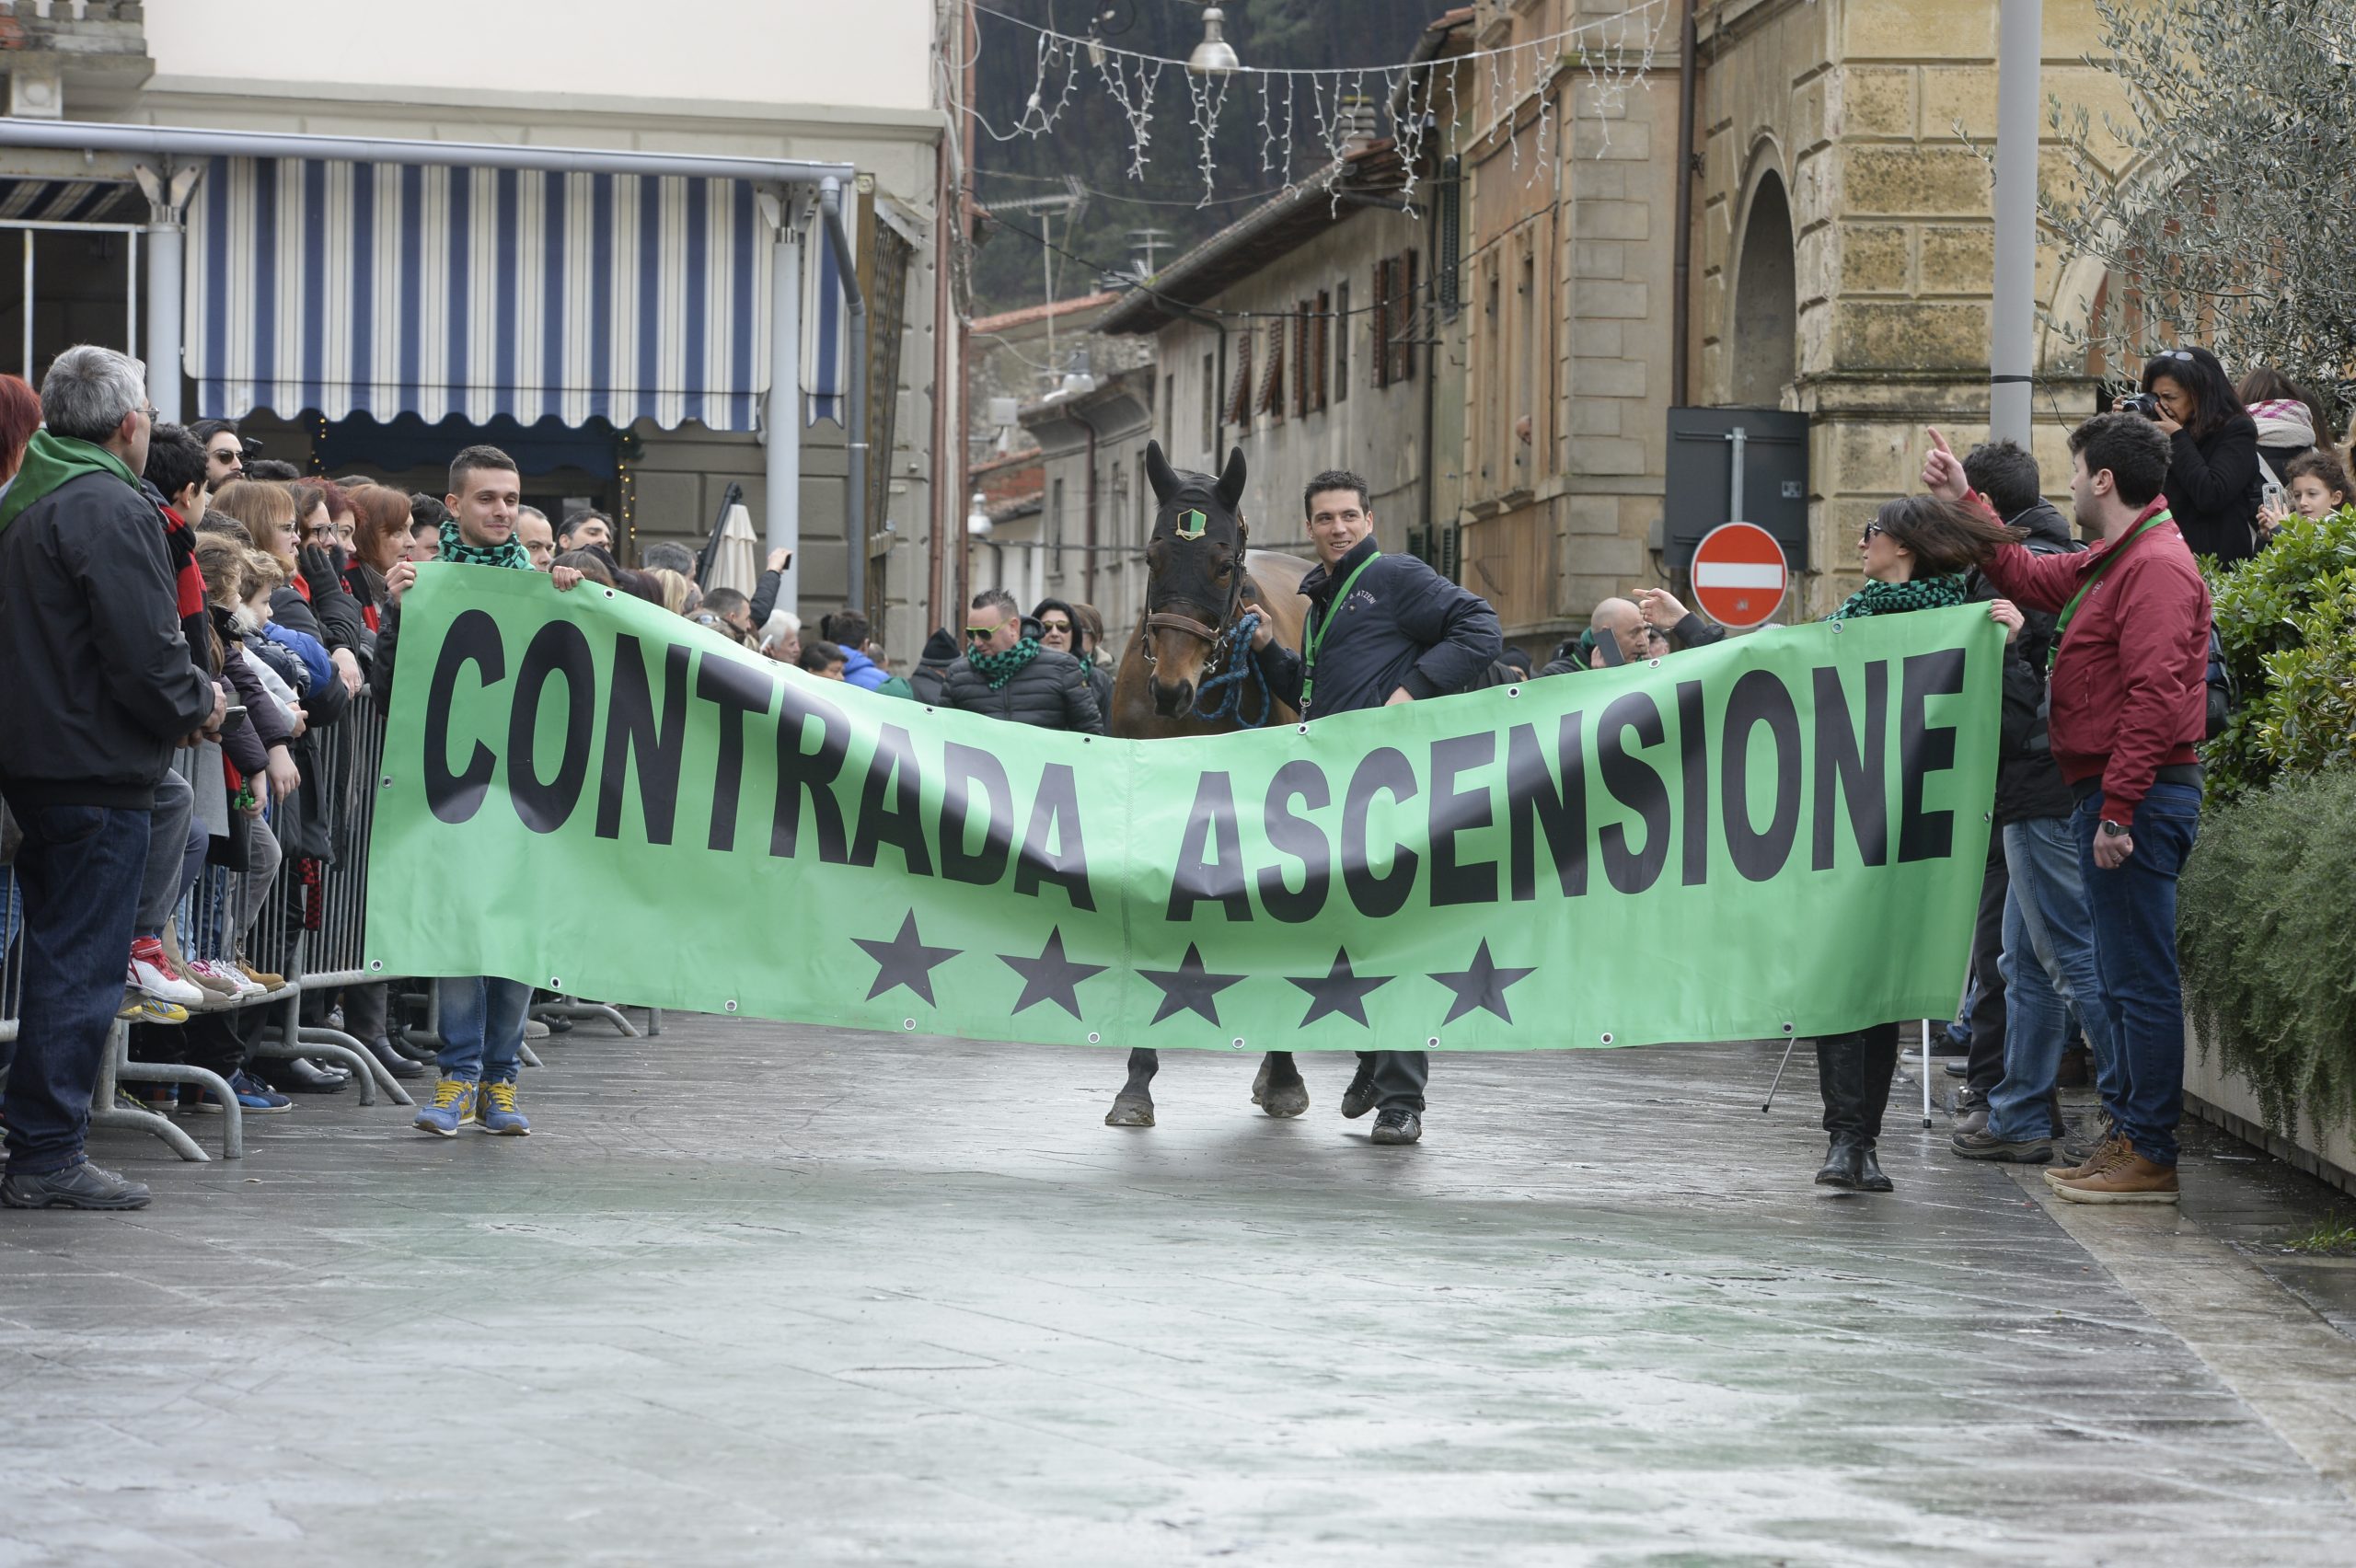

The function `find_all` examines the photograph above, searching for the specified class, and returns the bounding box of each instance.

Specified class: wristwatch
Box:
[2099,819,2131,837]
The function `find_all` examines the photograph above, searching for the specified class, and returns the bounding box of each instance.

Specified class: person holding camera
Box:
[2131,346,2262,564]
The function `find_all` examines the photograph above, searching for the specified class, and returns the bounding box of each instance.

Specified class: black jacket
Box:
[1252,536,1503,719]
[2165,412,2262,565]
[0,470,216,807]
[941,645,1105,732]
[1967,498,2080,824]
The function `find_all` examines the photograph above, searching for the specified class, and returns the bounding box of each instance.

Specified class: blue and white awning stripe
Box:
[186,157,779,432]
[0,179,144,224]
[803,191,860,428]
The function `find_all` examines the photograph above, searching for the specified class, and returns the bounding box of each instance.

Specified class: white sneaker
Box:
[188,958,263,999]
[128,937,206,1007]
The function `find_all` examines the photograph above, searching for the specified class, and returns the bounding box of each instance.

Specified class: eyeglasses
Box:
[1039,619,1072,633]
[1861,522,1888,541]
[2159,348,2196,362]
[965,624,1006,640]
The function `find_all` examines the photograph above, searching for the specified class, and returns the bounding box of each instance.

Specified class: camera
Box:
[2119,392,2164,420]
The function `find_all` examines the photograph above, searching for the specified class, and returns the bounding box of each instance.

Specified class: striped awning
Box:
[0,178,145,225]
[187,156,860,434]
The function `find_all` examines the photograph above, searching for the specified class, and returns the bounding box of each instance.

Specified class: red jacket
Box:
[1973,493,2212,818]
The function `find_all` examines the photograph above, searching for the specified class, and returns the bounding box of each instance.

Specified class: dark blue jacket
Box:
[1253,535,1502,720]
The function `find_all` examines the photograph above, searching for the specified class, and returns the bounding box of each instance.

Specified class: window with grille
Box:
[1256,319,1285,421]
[1313,290,1330,411]
[1334,281,1349,401]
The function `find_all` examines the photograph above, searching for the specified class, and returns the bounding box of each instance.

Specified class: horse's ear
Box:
[1145,440,1179,506]
[1215,445,1247,513]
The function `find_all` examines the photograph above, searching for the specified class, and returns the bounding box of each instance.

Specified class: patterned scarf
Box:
[968,636,1043,690]
[437,514,531,571]
[1827,574,1967,622]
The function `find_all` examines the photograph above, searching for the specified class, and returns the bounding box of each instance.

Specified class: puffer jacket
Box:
[941,647,1105,732]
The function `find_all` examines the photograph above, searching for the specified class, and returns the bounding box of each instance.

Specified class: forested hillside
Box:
[970,0,1443,318]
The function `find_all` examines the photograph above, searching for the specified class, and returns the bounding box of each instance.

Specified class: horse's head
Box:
[1138,439,1249,717]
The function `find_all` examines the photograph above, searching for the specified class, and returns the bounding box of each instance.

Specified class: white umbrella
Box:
[703,502,761,596]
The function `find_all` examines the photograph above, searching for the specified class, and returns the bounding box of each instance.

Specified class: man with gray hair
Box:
[0,345,222,1210]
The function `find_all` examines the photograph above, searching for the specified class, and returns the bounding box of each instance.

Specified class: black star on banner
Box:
[852,911,962,1006]
[1287,946,1393,1028]
[1138,942,1246,1027]
[999,928,1107,1020]
[1428,939,1537,1026]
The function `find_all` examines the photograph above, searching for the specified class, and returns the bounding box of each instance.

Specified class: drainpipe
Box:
[818,177,870,621]
[1083,417,1100,605]
[1670,0,1696,408]
[762,194,803,606]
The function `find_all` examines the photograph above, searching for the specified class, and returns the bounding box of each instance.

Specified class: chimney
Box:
[1337,95,1379,155]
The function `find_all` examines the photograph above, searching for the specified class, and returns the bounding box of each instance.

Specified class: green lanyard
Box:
[1299,548,1380,715]
[2047,509,2169,674]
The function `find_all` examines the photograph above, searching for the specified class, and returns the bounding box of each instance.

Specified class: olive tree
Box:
[2040,0,2356,412]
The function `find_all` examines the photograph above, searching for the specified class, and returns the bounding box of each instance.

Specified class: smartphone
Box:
[1592,634,1625,668]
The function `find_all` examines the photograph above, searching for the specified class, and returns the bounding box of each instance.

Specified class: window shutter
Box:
[1373,258,1392,391]
[1392,250,1419,384]
[1257,319,1285,420]
[1226,331,1253,425]
[1313,290,1330,410]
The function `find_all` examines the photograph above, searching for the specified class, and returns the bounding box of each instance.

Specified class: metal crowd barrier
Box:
[3,683,662,1165]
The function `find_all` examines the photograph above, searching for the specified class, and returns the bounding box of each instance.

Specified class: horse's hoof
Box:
[1105,1094,1156,1128]
[1260,1081,1310,1119]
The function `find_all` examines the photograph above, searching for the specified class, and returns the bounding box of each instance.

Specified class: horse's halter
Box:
[1139,502,1249,673]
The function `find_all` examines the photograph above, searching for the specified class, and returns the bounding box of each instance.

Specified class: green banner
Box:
[366,568,2002,1052]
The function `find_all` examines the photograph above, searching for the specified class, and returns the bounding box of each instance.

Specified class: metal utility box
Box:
[1663,407,1810,571]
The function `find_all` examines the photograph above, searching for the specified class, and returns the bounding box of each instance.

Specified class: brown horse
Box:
[1103,441,1312,1128]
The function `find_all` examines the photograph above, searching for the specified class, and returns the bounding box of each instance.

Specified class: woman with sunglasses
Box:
[1811,495,2028,1193]
[1034,596,1113,720]
[2138,346,2261,564]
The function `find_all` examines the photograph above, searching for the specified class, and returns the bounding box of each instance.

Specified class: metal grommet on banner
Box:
[1230,1037,1245,1050]
[1983,812,1993,823]
[1782,1022,1796,1034]
[1087,1032,1102,1044]
[903,1019,916,1031]
[549,977,562,989]
[1831,621,1844,634]
[369,959,383,973]
[1600,1032,1615,1044]
[1507,686,1520,698]
[1648,658,1661,668]
[380,777,393,790]
[1296,723,1309,735]
[603,588,616,599]
[1426,1036,1439,1048]
[723,999,738,1013]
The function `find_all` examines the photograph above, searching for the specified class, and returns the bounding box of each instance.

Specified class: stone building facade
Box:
[1460,0,2112,642]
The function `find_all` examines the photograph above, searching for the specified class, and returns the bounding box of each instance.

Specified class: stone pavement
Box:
[4,1016,2353,1567]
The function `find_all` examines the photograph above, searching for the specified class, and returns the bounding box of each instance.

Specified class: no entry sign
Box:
[1690,521,1788,629]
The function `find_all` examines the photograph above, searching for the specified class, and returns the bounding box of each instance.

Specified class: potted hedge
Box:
[2179,510,2356,1147]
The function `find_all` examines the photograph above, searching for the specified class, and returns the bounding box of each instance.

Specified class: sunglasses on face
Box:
[1861,522,1888,541]
[1040,620,1071,633]
[966,624,1008,640]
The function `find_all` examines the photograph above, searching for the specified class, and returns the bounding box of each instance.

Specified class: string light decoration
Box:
[966,0,1672,211]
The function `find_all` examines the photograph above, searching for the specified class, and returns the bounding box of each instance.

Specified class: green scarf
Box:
[0,429,144,536]
[437,514,532,571]
[1826,574,1967,622]
[968,636,1043,691]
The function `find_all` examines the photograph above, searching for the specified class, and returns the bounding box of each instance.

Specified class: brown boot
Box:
[2050,1149,2180,1205]
[2045,1132,2128,1187]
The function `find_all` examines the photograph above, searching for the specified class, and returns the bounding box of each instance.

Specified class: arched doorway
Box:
[1731,171,1797,407]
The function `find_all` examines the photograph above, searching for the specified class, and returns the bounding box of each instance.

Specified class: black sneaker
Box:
[1,1160,154,1210]
[1370,1107,1422,1145]
[1339,1068,1379,1120]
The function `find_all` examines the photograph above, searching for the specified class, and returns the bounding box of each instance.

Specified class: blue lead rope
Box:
[1189,612,1273,729]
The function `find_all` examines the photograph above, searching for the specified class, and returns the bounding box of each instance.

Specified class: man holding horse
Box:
[1242,468,1503,1147]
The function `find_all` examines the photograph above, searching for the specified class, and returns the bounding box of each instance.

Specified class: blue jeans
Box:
[0,801,152,1175]
[2072,783,2201,1166]
[434,976,531,1083]
[1988,815,2119,1142]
